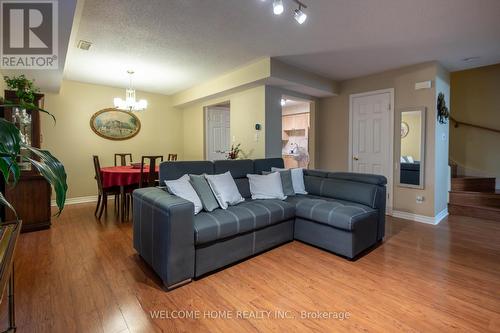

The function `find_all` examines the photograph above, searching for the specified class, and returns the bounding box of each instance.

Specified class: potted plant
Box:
[0,75,68,218]
[227,143,241,160]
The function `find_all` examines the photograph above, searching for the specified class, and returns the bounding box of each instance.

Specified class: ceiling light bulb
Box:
[281,98,286,106]
[273,0,284,15]
[294,8,307,24]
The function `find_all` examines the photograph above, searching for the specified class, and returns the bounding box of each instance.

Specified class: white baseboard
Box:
[392,208,448,225]
[51,195,100,206]
[434,208,449,224]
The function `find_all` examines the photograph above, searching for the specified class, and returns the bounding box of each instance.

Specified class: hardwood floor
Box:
[2,203,500,332]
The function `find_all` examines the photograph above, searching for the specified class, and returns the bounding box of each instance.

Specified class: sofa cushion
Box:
[272,167,307,194]
[304,176,380,208]
[164,175,203,215]
[194,200,295,245]
[160,161,214,183]
[214,159,254,198]
[204,172,245,209]
[189,174,220,212]
[287,197,376,231]
[253,158,284,174]
[327,172,387,186]
[285,194,372,212]
[214,159,254,178]
[247,172,286,200]
[263,170,294,196]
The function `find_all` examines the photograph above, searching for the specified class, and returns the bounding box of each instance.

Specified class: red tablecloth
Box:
[100,166,159,188]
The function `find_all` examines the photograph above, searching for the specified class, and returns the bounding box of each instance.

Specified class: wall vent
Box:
[77,40,92,51]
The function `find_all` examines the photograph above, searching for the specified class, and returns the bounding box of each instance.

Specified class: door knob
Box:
[353,156,359,161]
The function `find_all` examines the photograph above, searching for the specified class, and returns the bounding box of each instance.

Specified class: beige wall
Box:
[181,86,266,160]
[450,64,500,181]
[401,112,422,161]
[317,62,441,217]
[42,80,183,198]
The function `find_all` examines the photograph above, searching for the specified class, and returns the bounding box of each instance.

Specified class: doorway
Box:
[349,89,394,213]
[205,102,230,161]
[281,97,312,169]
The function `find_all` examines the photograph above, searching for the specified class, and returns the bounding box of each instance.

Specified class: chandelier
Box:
[113,70,148,112]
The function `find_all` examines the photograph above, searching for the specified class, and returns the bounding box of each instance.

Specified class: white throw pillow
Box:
[247,172,286,200]
[272,167,308,195]
[164,175,203,215]
[204,171,245,209]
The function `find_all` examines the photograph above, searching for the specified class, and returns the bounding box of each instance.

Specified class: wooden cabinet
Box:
[0,90,51,232]
[293,113,309,130]
[283,115,293,130]
[282,113,310,137]
[286,113,309,130]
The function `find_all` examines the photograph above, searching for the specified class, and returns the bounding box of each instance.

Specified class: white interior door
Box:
[206,107,230,161]
[350,90,393,211]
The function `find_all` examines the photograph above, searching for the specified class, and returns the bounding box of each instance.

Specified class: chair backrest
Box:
[140,155,164,188]
[114,153,133,166]
[167,153,178,161]
[93,155,104,193]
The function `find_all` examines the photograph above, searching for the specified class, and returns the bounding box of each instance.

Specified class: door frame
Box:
[281,95,316,168]
[348,88,394,214]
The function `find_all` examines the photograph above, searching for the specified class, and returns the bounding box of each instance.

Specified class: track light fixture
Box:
[294,5,307,24]
[264,0,308,24]
[273,0,284,15]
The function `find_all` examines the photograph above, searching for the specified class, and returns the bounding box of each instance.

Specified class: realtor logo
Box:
[1,0,58,69]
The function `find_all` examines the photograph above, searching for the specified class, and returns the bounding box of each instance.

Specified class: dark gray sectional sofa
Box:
[133,158,386,290]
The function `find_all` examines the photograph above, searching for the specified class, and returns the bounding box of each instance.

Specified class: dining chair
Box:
[93,155,121,219]
[167,153,178,161]
[114,153,133,166]
[139,155,164,188]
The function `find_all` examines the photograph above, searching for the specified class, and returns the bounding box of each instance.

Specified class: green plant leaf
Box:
[0,119,22,185]
[36,107,56,124]
[0,158,11,183]
[0,191,17,220]
[0,157,20,185]
[0,118,21,156]
[22,145,67,216]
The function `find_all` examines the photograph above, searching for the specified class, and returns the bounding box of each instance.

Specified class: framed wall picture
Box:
[401,121,409,138]
[90,108,141,140]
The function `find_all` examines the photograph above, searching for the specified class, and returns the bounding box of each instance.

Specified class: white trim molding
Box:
[51,195,99,207]
[392,208,448,225]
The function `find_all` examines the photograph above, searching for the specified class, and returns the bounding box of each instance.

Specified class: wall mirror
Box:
[398,107,426,189]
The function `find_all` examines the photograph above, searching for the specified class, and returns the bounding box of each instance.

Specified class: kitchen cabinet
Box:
[294,113,309,131]
[283,113,309,131]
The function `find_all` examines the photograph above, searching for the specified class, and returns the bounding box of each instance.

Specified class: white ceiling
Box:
[62,0,500,95]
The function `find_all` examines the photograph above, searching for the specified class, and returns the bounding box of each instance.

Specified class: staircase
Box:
[449,177,500,220]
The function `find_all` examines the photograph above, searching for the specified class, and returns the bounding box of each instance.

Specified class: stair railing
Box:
[450,116,500,134]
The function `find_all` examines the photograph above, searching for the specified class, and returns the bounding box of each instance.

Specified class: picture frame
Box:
[90,108,141,141]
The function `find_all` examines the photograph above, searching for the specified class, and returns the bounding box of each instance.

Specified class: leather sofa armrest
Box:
[132,187,195,289]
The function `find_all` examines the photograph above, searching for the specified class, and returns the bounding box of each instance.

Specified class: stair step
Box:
[448,203,500,221]
[449,191,500,209]
[451,177,496,192]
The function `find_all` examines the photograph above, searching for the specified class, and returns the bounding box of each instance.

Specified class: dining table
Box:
[100,165,159,221]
